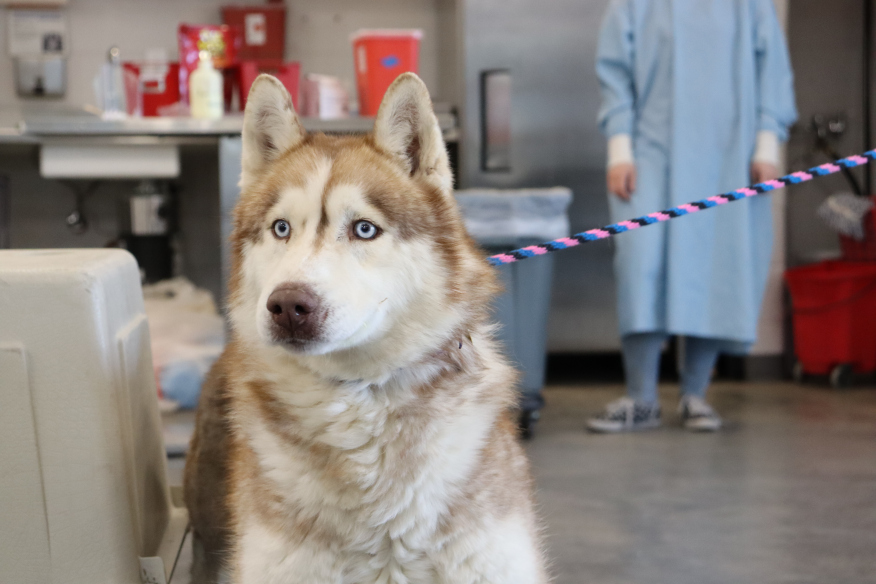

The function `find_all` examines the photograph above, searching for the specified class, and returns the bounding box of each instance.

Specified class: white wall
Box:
[774,0,788,27]
[0,0,446,109]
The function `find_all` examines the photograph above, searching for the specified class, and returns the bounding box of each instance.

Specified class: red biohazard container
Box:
[785,260,876,377]
[351,29,422,116]
[122,62,180,117]
[236,61,300,111]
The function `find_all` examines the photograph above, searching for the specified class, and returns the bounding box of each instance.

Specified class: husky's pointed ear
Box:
[241,74,305,189]
[373,73,452,192]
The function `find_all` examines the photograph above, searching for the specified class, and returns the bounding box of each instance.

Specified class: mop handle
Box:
[487,150,876,266]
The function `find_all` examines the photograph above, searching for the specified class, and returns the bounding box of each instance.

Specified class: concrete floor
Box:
[528,383,876,584]
[165,382,876,583]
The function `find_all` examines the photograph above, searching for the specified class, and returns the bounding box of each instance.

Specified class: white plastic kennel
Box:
[0,249,187,584]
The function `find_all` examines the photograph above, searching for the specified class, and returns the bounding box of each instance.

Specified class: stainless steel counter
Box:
[0,106,458,142]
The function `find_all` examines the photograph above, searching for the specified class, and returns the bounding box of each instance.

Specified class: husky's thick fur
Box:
[184,73,548,584]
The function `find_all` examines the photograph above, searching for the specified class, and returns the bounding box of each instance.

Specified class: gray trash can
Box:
[455,188,573,422]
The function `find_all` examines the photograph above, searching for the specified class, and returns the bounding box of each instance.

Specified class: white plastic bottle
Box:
[100,46,128,119]
[190,51,223,119]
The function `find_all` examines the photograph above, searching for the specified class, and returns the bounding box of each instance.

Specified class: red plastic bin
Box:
[236,61,300,112]
[122,62,180,117]
[351,29,422,117]
[785,260,876,375]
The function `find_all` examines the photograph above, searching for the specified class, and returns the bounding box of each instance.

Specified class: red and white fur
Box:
[184,72,549,584]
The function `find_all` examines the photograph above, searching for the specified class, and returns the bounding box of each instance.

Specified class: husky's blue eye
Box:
[272,219,291,239]
[353,220,380,240]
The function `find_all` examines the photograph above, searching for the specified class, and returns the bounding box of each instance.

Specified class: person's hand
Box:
[608,163,637,201]
[751,161,779,184]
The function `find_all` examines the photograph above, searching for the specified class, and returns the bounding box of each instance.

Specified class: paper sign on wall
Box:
[7,9,68,57]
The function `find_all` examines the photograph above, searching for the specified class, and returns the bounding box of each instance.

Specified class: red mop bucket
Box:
[351,29,422,116]
[785,260,876,378]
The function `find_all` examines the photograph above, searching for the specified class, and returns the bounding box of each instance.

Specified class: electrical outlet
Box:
[812,114,847,140]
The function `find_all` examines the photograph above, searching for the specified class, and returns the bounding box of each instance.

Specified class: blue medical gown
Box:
[596,0,797,349]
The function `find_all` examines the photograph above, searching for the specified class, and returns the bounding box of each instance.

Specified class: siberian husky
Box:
[184,72,549,584]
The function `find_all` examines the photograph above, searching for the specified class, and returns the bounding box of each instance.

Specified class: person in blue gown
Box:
[587,0,797,432]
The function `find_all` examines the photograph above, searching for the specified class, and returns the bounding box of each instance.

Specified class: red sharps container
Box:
[350,29,422,117]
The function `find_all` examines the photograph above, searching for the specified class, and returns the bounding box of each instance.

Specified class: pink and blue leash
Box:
[488,149,876,266]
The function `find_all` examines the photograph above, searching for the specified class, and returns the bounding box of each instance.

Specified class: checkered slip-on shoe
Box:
[586,397,662,433]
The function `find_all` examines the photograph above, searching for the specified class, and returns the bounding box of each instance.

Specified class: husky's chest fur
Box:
[227,330,542,584]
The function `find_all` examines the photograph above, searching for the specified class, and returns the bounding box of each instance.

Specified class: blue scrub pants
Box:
[622,332,724,405]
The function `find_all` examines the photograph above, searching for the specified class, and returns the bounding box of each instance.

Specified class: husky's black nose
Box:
[267,283,325,344]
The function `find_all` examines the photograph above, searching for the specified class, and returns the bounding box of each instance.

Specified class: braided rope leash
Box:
[487,149,876,266]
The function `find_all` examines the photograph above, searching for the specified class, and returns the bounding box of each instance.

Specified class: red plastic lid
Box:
[350,29,423,42]
[221,4,285,11]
